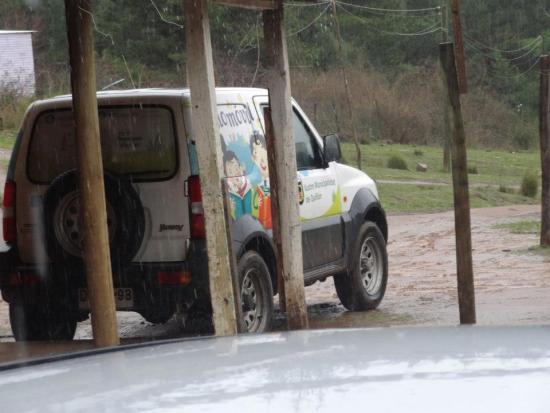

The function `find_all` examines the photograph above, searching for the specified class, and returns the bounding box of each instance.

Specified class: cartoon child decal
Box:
[250,131,272,229]
[223,150,252,220]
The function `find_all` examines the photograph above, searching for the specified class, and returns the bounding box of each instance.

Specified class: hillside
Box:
[1,0,548,150]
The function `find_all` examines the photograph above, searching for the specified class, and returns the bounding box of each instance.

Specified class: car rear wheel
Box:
[334,221,388,311]
[9,303,77,341]
[183,251,274,335]
[238,251,274,333]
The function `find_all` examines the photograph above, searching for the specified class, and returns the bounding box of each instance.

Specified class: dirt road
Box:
[1,204,549,342]
[308,204,550,329]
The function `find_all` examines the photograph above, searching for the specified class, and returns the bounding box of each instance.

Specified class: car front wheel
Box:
[335,221,388,311]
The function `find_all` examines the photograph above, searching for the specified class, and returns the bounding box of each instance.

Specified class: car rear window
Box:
[28,106,177,183]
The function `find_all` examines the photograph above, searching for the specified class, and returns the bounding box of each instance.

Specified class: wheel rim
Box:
[241,268,264,332]
[359,236,383,295]
[53,191,116,257]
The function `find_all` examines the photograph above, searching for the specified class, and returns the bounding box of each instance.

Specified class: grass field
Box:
[0,130,16,150]
[342,142,541,213]
[0,131,542,214]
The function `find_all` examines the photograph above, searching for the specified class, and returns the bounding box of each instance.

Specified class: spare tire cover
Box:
[44,170,145,266]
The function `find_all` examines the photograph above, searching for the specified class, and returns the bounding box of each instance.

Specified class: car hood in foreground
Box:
[1,326,550,412]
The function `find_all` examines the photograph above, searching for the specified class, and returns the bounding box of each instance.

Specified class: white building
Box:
[0,30,36,96]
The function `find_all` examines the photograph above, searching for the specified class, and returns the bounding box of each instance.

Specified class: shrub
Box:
[365,157,384,168]
[512,127,536,150]
[468,165,478,174]
[387,155,408,170]
[499,184,514,194]
[0,91,34,131]
[521,173,538,198]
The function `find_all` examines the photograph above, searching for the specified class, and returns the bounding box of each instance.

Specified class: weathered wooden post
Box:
[441,1,451,171]
[263,1,309,330]
[440,42,476,325]
[64,0,119,346]
[331,0,362,169]
[539,55,550,246]
[184,0,238,336]
[221,183,245,333]
[264,107,286,313]
[450,0,467,94]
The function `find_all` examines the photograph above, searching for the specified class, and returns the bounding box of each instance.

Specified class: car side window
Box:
[293,110,322,170]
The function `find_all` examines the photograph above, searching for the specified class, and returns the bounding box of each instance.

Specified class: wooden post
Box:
[539,55,550,246]
[263,2,309,330]
[221,182,245,333]
[441,1,452,171]
[264,107,286,313]
[439,43,476,325]
[331,99,341,134]
[64,0,119,347]
[184,0,238,336]
[331,0,362,169]
[450,0,467,94]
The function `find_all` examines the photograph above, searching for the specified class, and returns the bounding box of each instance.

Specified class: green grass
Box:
[526,246,550,256]
[515,245,550,257]
[494,220,541,235]
[379,183,537,214]
[343,143,540,186]
[0,134,540,214]
[0,129,17,150]
[342,142,541,213]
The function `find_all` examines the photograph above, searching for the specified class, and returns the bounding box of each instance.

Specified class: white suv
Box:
[0,88,388,340]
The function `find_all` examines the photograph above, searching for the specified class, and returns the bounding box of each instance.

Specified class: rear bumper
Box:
[0,240,210,316]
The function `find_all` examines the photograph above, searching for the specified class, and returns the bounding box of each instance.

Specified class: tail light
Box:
[3,180,16,243]
[157,271,192,285]
[188,175,205,239]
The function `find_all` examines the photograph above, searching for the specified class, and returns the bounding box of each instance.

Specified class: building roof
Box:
[0,30,36,35]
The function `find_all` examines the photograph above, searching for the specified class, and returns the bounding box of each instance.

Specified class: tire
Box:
[238,251,274,333]
[183,252,274,335]
[335,221,388,311]
[43,170,145,266]
[183,303,215,336]
[9,303,77,341]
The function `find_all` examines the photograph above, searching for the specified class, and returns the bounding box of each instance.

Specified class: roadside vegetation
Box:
[494,220,541,235]
[493,217,550,256]
[342,142,541,213]
[0,130,16,151]
[521,173,539,198]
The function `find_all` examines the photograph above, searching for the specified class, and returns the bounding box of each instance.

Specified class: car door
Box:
[293,107,344,270]
[252,95,344,271]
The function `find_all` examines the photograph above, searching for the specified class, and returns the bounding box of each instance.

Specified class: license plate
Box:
[78,288,134,310]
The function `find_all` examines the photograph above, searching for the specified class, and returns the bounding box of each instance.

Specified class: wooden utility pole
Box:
[331,0,362,170]
[441,2,452,171]
[64,0,119,347]
[264,107,286,313]
[440,43,476,325]
[450,0,467,94]
[263,1,309,330]
[184,0,238,336]
[539,55,550,246]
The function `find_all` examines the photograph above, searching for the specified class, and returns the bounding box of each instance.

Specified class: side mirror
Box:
[323,134,342,164]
